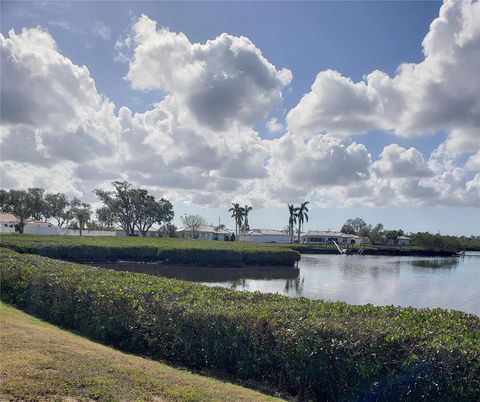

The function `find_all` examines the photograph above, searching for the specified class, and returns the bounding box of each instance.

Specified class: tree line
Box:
[341,217,478,250]
[0,181,174,237]
[1,188,91,234]
[340,218,404,244]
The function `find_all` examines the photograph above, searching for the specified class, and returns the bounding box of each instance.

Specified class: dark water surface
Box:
[103,252,480,315]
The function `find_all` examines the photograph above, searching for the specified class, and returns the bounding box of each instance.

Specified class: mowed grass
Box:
[0,233,288,251]
[0,234,300,266]
[0,303,283,402]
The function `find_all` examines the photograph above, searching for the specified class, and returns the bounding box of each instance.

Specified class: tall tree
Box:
[0,189,10,212]
[296,201,309,242]
[95,181,137,236]
[370,223,385,244]
[6,190,36,233]
[228,203,243,241]
[287,204,298,243]
[44,193,70,227]
[341,218,368,235]
[241,205,253,232]
[27,188,46,221]
[96,206,116,229]
[134,190,174,237]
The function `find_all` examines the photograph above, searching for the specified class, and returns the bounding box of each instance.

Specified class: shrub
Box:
[0,234,300,267]
[1,253,479,401]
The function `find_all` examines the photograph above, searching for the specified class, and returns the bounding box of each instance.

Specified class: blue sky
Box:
[1,1,479,235]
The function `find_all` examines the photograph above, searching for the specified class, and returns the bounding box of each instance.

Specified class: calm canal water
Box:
[105,252,480,315]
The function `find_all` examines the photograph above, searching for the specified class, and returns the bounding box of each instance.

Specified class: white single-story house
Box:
[177,225,232,241]
[302,231,365,245]
[0,213,63,235]
[0,213,17,233]
[385,236,411,246]
[238,229,292,243]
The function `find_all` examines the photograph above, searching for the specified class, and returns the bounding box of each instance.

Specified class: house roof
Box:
[304,231,346,237]
[398,236,410,240]
[244,229,289,236]
[0,212,18,223]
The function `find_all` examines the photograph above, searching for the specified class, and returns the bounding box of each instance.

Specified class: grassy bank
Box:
[0,234,300,267]
[0,302,282,402]
[1,252,478,401]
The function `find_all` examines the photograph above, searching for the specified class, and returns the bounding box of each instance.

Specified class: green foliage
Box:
[0,234,300,267]
[410,232,466,251]
[1,253,479,401]
[295,201,309,242]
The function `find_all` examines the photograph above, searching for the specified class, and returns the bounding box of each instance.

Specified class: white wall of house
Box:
[303,231,363,245]
[397,237,410,246]
[0,223,16,233]
[238,230,291,243]
[177,225,232,241]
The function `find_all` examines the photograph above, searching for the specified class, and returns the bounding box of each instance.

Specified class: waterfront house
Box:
[385,235,411,246]
[238,229,291,243]
[177,225,232,241]
[302,231,364,245]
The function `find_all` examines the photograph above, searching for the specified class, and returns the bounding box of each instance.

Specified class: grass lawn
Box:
[0,302,283,402]
[0,234,300,266]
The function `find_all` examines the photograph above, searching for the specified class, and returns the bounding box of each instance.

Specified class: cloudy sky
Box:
[1,1,479,235]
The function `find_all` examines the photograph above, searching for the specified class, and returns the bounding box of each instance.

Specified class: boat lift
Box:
[332,240,347,254]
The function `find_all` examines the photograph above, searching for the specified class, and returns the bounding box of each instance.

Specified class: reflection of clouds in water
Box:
[206,254,479,315]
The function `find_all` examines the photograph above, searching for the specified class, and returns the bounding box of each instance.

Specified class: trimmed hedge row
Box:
[1,252,479,401]
[0,234,300,267]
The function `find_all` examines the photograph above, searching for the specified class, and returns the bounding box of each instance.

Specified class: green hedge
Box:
[1,253,478,401]
[0,234,300,267]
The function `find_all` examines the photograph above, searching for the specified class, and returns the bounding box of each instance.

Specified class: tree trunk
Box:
[297,222,301,242]
[18,220,25,234]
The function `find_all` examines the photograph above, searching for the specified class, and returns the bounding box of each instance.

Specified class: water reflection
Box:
[410,259,458,269]
[100,262,299,282]
[98,252,480,315]
[284,276,305,295]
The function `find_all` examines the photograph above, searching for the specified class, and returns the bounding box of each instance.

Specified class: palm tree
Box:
[228,203,243,241]
[242,205,253,232]
[296,201,309,242]
[287,204,298,243]
[73,208,91,236]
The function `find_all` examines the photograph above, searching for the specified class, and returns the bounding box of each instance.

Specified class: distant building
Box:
[0,213,62,235]
[238,229,291,243]
[385,236,410,246]
[0,213,17,233]
[176,225,232,241]
[302,231,364,245]
[397,236,410,246]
